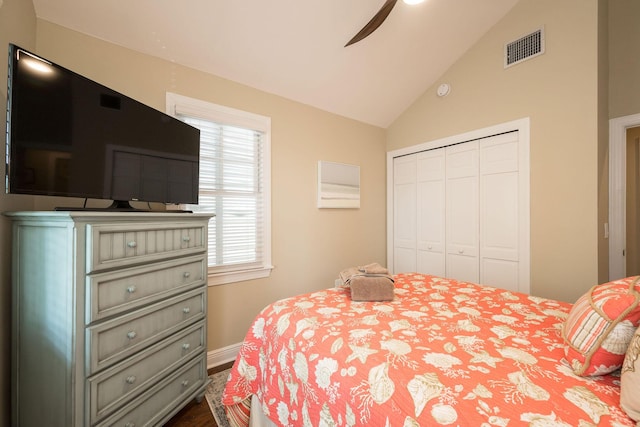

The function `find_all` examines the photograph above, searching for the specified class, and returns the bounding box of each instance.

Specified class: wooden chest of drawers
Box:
[6,211,212,427]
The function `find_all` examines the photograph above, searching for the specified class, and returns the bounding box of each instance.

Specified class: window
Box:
[166,93,272,285]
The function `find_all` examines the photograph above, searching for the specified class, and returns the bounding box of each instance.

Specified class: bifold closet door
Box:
[479,132,520,291]
[390,130,525,291]
[393,154,417,273]
[417,150,446,277]
[446,141,479,283]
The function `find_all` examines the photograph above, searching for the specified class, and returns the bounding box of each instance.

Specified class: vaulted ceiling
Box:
[31,0,519,128]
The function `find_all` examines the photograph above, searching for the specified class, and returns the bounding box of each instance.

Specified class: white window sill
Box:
[207,265,274,286]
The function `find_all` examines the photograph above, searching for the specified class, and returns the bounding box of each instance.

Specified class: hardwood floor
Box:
[164,361,234,427]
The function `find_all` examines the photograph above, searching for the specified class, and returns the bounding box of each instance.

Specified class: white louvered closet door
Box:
[446,141,480,283]
[393,154,417,273]
[417,149,446,277]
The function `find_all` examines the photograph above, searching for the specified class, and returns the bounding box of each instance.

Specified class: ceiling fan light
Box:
[403,0,425,4]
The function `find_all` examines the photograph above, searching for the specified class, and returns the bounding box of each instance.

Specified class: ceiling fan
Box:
[345,0,425,47]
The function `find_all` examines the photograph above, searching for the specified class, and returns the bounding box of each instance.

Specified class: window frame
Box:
[166,92,273,286]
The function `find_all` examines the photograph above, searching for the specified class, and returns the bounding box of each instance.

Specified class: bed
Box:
[222,273,640,426]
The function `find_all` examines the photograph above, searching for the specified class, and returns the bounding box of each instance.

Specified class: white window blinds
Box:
[167,92,272,285]
[184,117,264,270]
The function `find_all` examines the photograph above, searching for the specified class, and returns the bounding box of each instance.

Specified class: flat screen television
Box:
[5,44,200,211]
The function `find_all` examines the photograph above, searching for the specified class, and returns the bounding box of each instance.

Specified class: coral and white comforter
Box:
[222,273,634,426]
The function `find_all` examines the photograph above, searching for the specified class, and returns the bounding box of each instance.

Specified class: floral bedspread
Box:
[222,273,635,426]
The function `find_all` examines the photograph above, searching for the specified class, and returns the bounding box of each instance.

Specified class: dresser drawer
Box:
[87,222,207,273]
[87,288,206,374]
[95,355,207,427]
[87,255,206,323]
[88,321,205,424]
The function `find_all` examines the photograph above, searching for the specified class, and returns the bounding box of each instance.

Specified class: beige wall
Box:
[609,0,640,119]
[387,0,601,303]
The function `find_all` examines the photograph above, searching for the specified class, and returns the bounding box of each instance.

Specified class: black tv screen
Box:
[5,44,200,210]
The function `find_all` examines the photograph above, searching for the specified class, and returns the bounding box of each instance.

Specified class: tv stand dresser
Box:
[6,211,213,427]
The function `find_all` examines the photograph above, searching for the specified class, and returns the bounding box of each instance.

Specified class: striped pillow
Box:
[621,325,640,422]
[562,276,640,376]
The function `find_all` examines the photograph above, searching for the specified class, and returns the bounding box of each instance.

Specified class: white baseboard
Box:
[207,342,241,369]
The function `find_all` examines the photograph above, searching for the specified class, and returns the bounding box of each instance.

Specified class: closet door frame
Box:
[386,117,531,294]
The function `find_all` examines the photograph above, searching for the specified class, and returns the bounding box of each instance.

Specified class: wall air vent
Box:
[504,27,545,68]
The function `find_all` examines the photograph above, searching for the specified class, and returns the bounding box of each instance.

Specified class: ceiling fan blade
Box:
[345,0,399,47]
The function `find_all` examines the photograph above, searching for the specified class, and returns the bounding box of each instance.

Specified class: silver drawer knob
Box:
[182,343,190,350]
[127,331,137,340]
[182,236,191,242]
[126,286,136,294]
[125,423,135,427]
[126,375,136,384]
[181,380,189,387]
[183,272,191,278]
[182,307,191,314]
[127,241,137,248]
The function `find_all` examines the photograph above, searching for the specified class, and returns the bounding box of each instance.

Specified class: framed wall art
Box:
[317,160,360,209]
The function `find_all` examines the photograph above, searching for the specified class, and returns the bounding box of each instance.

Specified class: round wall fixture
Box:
[437,83,451,97]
